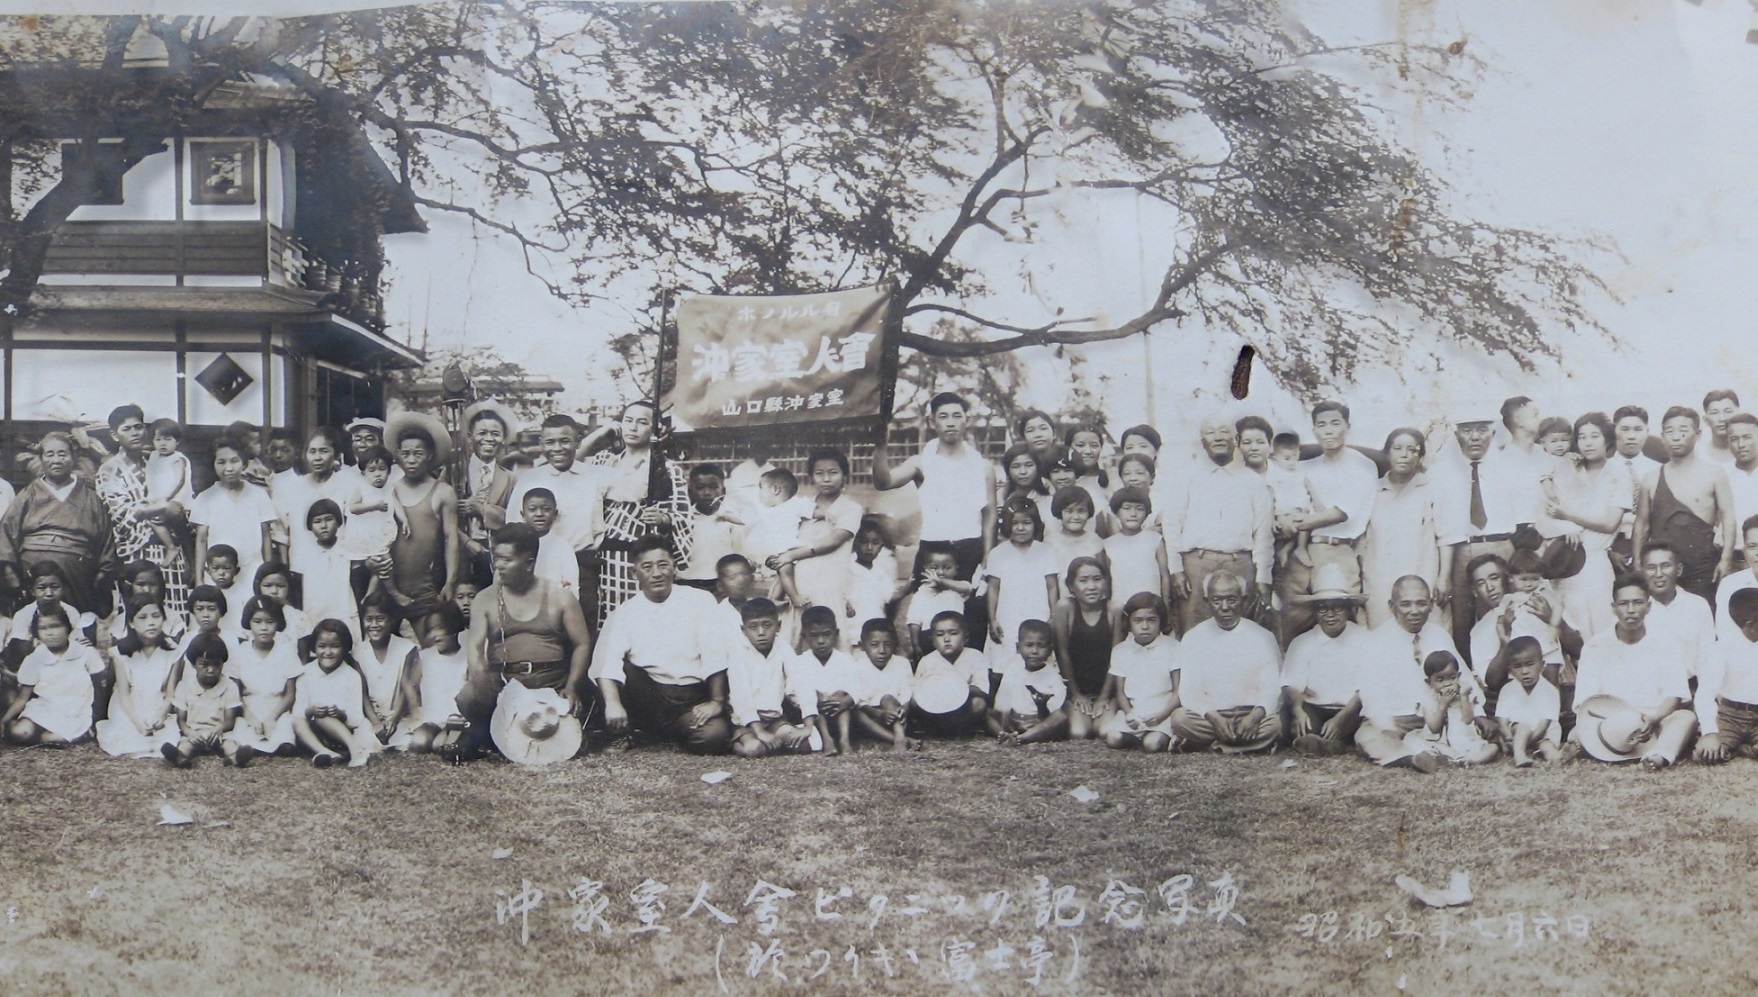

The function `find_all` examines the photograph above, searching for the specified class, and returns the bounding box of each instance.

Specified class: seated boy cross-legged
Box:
[726,599,822,759]
[909,611,993,738]
[849,619,918,751]
[989,619,1070,745]
[797,605,868,755]
[1695,587,1758,764]
[1494,636,1562,767]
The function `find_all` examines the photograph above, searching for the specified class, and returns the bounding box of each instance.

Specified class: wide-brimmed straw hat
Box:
[1574,694,1650,763]
[1291,563,1368,605]
[385,410,454,465]
[490,684,583,765]
[463,398,522,438]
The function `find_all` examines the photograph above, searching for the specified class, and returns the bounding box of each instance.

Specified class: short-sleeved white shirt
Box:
[1107,634,1179,704]
[993,658,1067,715]
[1283,622,1369,708]
[1493,677,1560,728]
[189,481,276,565]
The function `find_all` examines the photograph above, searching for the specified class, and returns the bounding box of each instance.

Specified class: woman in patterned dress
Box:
[584,401,694,628]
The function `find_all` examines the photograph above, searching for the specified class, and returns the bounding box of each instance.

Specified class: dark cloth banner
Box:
[668,285,891,431]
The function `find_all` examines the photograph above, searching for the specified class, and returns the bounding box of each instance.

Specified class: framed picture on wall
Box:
[189,138,256,205]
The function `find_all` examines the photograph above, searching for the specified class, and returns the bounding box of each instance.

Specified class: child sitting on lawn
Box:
[725,598,821,758]
[5,561,94,671]
[849,618,916,751]
[796,605,866,755]
[95,596,182,759]
[1407,650,1499,766]
[394,602,471,754]
[990,619,1069,745]
[291,618,380,768]
[1695,587,1758,764]
[164,633,243,768]
[225,596,302,761]
[1493,636,1561,767]
[2,608,102,745]
[1101,593,1181,752]
[909,610,992,737]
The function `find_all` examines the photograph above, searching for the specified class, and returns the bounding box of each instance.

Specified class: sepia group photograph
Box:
[0,0,1753,993]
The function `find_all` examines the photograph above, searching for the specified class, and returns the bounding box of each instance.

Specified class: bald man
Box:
[1160,416,1274,634]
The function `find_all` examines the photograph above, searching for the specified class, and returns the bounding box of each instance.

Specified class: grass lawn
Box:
[2,739,1753,996]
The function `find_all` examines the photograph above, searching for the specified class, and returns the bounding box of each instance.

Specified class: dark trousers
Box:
[912,536,989,650]
[619,665,733,755]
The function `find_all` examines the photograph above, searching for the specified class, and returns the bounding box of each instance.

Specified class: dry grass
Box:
[2,740,1754,996]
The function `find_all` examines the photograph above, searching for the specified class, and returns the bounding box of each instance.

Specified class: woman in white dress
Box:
[1547,412,1633,641]
[1360,429,1441,629]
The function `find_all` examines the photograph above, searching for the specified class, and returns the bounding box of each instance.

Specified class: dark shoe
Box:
[160,743,184,768]
[312,752,338,769]
[232,745,255,769]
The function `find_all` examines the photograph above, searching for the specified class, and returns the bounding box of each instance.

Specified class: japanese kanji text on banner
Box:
[669,285,892,431]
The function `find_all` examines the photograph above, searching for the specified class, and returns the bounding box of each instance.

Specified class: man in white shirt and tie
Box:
[509,414,611,612]
[1432,410,1534,657]
[1162,414,1274,635]
[1610,405,1662,572]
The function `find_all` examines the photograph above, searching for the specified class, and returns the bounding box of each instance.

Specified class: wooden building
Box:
[4,60,425,467]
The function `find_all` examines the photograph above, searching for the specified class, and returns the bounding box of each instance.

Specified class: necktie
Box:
[1469,460,1487,531]
[479,461,492,495]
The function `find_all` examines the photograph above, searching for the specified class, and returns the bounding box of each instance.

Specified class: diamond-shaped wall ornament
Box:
[194,353,253,406]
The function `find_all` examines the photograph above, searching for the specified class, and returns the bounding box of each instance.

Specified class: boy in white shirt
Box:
[905,545,973,657]
[725,598,821,758]
[740,467,813,610]
[991,619,1069,745]
[1695,588,1758,764]
[849,619,916,750]
[795,605,867,755]
[519,489,579,593]
[679,463,743,591]
[1492,636,1561,766]
[910,611,992,737]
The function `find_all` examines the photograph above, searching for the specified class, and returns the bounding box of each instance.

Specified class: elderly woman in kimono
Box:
[0,431,120,616]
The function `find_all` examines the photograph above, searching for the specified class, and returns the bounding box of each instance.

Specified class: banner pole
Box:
[649,286,674,503]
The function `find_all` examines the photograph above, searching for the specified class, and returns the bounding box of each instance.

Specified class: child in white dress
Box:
[356,593,417,745]
[393,603,470,753]
[95,596,183,758]
[225,595,304,760]
[1404,650,1499,765]
[1100,487,1169,609]
[3,609,102,745]
[1048,486,1103,579]
[343,446,403,560]
[144,418,195,565]
[982,500,1059,666]
[291,618,381,768]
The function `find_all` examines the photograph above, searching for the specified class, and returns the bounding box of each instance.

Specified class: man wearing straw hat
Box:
[1569,574,1697,770]
[1282,563,1370,755]
[448,523,594,763]
[457,399,520,590]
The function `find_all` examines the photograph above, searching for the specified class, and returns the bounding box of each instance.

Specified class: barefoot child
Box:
[1267,432,1318,581]
[850,619,916,750]
[144,418,194,567]
[95,596,182,758]
[742,467,813,614]
[991,619,1070,745]
[343,446,403,561]
[1493,636,1561,766]
[225,596,302,761]
[1407,650,1499,766]
[163,633,242,768]
[1101,593,1181,752]
[797,605,865,755]
[291,618,380,768]
[1498,550,1566,677]
[725,599,822,758]
[3,608,102,745]
[393,602,471,753]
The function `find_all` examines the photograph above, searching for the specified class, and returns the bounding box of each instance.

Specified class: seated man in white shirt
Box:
[1639,541,1716,681]
[1170,571,1283,752]
[1570,574,1697,769]
[1714,516,1758,641]
[1354,576,1489,772]
[1282,566,1370,755]
[591,535,735,755]
[1695,588,1758,764]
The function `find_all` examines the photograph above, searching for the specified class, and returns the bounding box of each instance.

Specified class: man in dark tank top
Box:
[447,523,593,762]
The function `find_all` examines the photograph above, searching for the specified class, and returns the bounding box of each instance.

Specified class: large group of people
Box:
[5,384,1758,772]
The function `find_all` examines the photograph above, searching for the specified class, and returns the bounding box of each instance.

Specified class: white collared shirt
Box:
[1300,447,1380,541]
[1283,622,1370,708]
[1574,626,1691,716]
[510,462,611,552]
[589,585,727,686]
[1176,618,1280,713]
[1161,459,1273,583]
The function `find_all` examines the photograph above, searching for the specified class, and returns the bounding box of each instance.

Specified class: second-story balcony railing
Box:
[42,219,385,329]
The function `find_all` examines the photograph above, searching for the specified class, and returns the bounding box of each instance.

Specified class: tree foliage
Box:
[0,2,1612,402]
